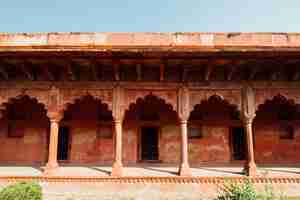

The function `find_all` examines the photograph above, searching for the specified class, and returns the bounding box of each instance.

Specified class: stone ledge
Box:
[0,176,299,184]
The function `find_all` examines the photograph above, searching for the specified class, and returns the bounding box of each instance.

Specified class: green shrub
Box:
[216,180,257,200]
[215,180,288,200]
[0,181,42,200]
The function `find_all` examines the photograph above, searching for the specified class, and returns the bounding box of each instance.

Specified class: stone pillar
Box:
[241,85,257,176]
[111,85,124,176]
[243,117,257,176]
[179,120,191,176]
[44,117,61,174]
[111,119,123,176]
[177,86,191,176]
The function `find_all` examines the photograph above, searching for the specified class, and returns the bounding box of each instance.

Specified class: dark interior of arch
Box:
[63,95,113,121]
[3,95,48,121]
[125,94,178,121]
[189,95,240,120]
[255,95,300,120]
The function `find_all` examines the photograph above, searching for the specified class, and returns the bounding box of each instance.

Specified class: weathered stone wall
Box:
[254,124,300,164]
[0,121,48,164]
[69,124,114,164]
[122,123,138,163]
[160,124,181,163]
[189,125,231,164]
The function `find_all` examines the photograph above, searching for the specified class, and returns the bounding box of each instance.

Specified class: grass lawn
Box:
[288,198,300,200]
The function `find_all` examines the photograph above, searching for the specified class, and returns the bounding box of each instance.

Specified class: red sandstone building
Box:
[0,32,299,177]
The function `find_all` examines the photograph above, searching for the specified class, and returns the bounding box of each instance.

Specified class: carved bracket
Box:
[112,85,125,122]
[177,86,190,121]
[47,86,61,112]
[241,85,256,123]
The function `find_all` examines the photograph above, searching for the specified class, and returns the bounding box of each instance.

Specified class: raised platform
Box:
[0,166,299,199]
[0,166,299,184]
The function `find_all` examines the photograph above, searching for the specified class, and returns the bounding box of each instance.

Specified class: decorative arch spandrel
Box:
[124,90,178,113]
[255,89,300,111]
[0,88,49,110]
[189,89,242,112]
[60,89,113,112]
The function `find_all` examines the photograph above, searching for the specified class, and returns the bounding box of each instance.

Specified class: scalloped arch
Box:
[190,93,240,114]
[189,90,241,114]
[255,90,300,111]
[60,94,112,113]
[125,93,178,119]
[61,94,112,114]
[124,91,178,113]
[1,94,48,119]
[256,94,296,110]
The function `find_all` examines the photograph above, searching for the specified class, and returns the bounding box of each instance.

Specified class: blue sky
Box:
[0,0,299,33]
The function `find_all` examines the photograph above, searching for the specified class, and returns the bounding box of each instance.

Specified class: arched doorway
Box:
[124,94,178,163]
[254,94,300,164]
[61,95,113,164]
[189,95,242,164]
[0,95,49,164]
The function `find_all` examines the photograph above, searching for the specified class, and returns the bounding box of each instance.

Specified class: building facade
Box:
[0,32,300,176]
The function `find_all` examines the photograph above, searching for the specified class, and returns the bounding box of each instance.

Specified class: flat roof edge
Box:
[0,32,300,49]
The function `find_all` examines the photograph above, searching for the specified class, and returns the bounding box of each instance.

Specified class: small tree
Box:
[0,181,42,200]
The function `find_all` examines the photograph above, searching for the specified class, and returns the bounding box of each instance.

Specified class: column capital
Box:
[179,119,188,125]
[47,111,63,123]
[242,114,255,125]
[113,118,123,124]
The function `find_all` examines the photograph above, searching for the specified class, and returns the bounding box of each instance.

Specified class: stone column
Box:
[111,119,123,176]
[45,117,61,174]
[241,85,257,176]
[111,85,124,176]
[179,119,191,176]
[177,86,191,176]
[243,117,257,176]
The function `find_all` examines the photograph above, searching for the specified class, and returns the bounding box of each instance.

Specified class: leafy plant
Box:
[0,181,42,200]
[215,180,257,200]
[215,179,288,200]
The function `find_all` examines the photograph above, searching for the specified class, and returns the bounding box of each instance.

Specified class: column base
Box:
[43,162,59,176]
[179,163,191,176]
[111,162,123,176]
[244,162,257,177]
